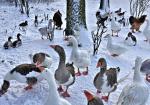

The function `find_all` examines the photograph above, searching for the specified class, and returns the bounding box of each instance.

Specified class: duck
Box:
[124,32,137,46]
[143,19,150,43]
[140,59,150,83]
[117,57,149,105]
[12,33,22,48]
[67,36,91,76]
[110,13,121,37]
[0,64,43,96]
[29,52,52,69]
[50,45,75,97]
[39,68,72,105]
[3,36,12,49]
[84,90,104,105]
[93,58,120,102]
[105,34,127,57]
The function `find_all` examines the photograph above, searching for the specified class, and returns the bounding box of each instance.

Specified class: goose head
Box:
[66,36,77,44]
[96,58,107,69]
[84,90,95,101]
[17,33,21,40]
[8,36,12,41]
[50,45,64,54]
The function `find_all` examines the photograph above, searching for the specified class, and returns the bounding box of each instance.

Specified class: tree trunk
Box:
[79,0,87,29]
[66,0,76,35]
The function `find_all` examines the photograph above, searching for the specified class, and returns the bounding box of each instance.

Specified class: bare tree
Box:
[130,0,150,18]
[91,26,107,55]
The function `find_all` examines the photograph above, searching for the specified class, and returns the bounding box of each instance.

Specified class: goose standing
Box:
[117,57,149,105]
[29,52,52,69]
[39,68,72,105]
[124,32,137,46]
[84,90,104,105]
[93,58,120,102]
[12,33,22,48]
[111,13,121,37]
[105,34,127,57]
[143,19,150,43]
[3,36,12,49]
[0,64,43,96]
[140,59,150,83]
[67,36,91,76]
[50,45,75,97]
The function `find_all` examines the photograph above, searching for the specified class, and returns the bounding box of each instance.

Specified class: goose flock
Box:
[0,0,150,105]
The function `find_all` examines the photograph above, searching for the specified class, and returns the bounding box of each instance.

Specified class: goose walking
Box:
[93,58,120,102]
[0,64,43,96]
[117,57,149,105]
[105,34,127,57]
[67,36,91,76]
[143,19,150,43]
[50,45,75,97]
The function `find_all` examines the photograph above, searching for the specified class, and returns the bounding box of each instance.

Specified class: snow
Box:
[0,0,150,105]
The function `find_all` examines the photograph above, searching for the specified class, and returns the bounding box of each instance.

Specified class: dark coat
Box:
[53,10,63,28]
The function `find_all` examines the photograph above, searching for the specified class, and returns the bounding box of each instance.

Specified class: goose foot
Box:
[111,54,119,57]
[61,91,70,97]
[24,85,33,90]
[101,96,108,102]
[57,86,64,92]
[75,71,81,76]
[82,71,88,75]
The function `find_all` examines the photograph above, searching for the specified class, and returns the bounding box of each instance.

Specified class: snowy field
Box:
[0,0,150,105]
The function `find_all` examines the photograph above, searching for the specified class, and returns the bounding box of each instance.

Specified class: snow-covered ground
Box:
[0,0,150,105]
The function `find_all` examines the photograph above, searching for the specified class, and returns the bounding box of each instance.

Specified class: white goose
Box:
[117,57,149,105]
[143,19,150,43]
[67,36,91,76]
[111,13,121,37]
[39,68,72,105]
[105,34,127,57]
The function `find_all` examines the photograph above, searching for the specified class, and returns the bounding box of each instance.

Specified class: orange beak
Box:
[49,45,56,48]
[84,90,94,101]
[96,62,102,68]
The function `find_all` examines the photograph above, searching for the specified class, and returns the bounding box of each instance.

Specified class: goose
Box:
[29,52,52,69]
[3,36,12,49]
[124,32,137,46]
[50,45,75,97]
[67,36,91,76]
[117,57,149,105]
[84,90,104,105]
[39,68,72,105]
[140,59,150,83]
[110,13,121,37]
[105,34,127,57]
[12,33,22,48]
[143,19,150,43]
[93,58,120,102]
[0,64,43,96]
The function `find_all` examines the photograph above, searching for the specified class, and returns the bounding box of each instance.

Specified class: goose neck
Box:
[45,75,61,105]
[144,20,149,32]
[133,60,142,82]
[107,36,112,48]
[100,67,106,74]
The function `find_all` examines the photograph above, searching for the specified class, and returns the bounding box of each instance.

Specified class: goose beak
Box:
[96,62,102,68]
[84,90,94,101]
[49,45,56,48]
